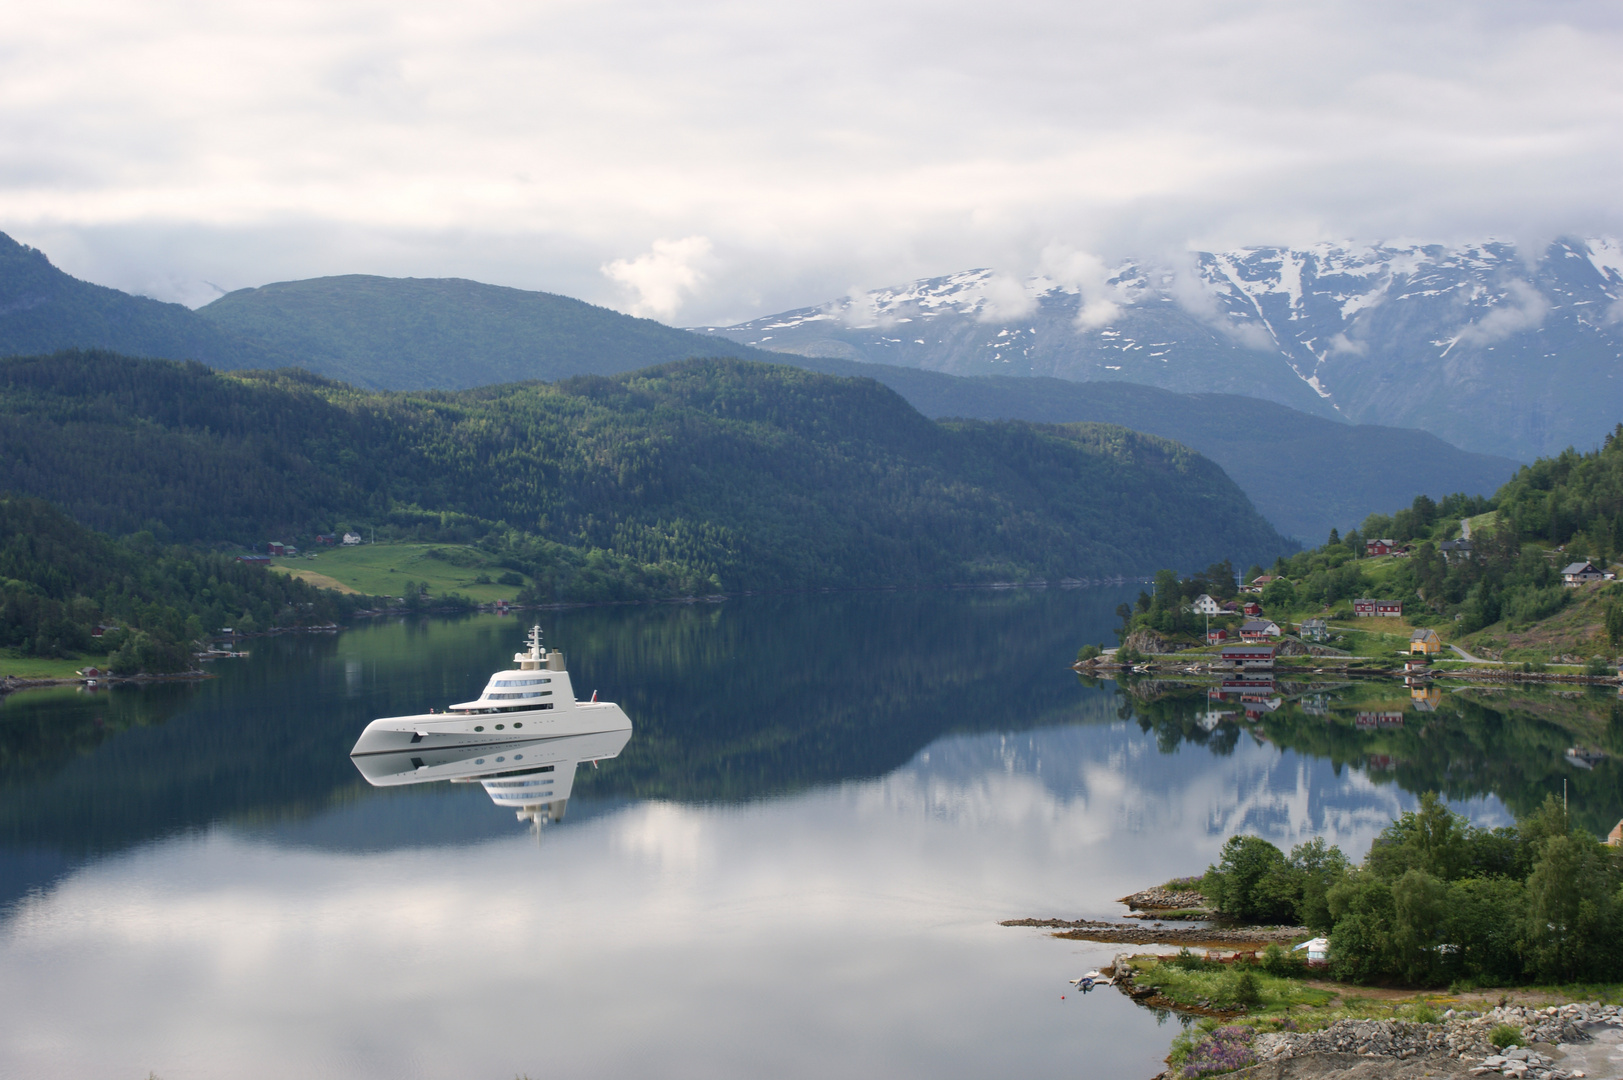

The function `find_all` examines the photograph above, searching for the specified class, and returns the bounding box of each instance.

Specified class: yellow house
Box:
[1409,628,1442,655]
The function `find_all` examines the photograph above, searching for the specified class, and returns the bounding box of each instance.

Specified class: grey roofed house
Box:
[1439,538,1472,562]
[1300,617,1329,642]
[1240,618,1281,639]
[1562,561,1605,586]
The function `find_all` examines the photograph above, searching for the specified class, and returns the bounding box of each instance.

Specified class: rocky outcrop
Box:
[1119,886,1207,910]
[1485,1001,1618,1047]
[1122,629,1179,655]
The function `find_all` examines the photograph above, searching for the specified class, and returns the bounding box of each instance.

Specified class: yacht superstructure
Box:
[348,626,633,757]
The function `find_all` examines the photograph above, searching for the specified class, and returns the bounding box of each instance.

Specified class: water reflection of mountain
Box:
[0,589,1135,897]
[1113,678,1623,835]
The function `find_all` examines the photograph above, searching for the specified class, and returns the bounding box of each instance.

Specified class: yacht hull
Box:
[349,701,632,757]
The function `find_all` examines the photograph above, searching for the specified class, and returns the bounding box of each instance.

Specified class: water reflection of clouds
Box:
[0,717,1512,1080]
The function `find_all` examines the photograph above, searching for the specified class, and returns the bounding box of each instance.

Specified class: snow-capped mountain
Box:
[694,239,1623,461]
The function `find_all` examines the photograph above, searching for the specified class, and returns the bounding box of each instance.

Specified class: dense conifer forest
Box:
[0,496,359,672]
[0,350,1293,601]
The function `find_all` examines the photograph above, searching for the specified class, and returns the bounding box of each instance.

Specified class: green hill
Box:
[0,233,278,368]
[0,351,1293,597]
[194,274,787,390]
[775,358,1519,543]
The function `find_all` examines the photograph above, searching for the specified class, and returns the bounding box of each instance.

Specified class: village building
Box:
[1240,619,1281,642]
[1409,628,1442,655]
[1206,628,1228,644]
[1562,561,1606,586]
[1242,601,1263,616]
[1354,599,1404,617]
[1220,644,1276,669]
[266,542,286,556]
[236,554,271,564]
[1190,594,1221,616]
[1365,539,1399,556]
[1439,538,1472,563]
[1300,617,1329,643]
[342,532,362,545]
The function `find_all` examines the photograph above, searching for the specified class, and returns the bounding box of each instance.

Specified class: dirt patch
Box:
[1209,1049,1475,1080]
[273,568,362,595]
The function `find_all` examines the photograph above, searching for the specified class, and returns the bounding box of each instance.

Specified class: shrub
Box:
[1260,943,1304,978]
[1412,1003,1440,1024]
[497,571,525,587]
[1179,1025,1256,1078]
[1490,1024,1522,1049]
[1231,969,1262,1009]
[1077,644,1102,663]
[1170,948,1211,972]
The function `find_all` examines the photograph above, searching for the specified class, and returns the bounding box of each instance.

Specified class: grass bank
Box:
[269,543,526,603]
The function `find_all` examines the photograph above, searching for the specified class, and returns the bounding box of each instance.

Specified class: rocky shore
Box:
[1163,1003,1623,1080]
[1000,917,1304,946]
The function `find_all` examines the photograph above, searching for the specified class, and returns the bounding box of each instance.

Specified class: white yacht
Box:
[348,626,633,757]
[351,726,632,823]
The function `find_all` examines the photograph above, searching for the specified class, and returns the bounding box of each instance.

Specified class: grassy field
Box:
[268,543,527,603]
[0,650,100,678]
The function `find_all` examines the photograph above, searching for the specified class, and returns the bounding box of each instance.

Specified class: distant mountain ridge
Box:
[0,231,783,389]
[194,274,790,390]
[777,358,1518,542]
[694,238,1623,461]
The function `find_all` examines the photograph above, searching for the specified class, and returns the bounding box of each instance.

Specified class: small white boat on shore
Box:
[348,625,632,757]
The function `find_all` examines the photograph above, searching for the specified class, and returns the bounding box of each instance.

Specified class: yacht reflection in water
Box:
[349,627,633,823]
[351,727,632,823]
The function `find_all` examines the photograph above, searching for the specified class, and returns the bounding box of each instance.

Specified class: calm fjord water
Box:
[1,590,1618,1079]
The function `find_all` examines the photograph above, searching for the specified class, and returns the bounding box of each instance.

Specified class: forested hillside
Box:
[0,234,278,368]
[781,358,1517,542]
[195,275,784,390]
[0,351,1294,598]
[0,496,359,671]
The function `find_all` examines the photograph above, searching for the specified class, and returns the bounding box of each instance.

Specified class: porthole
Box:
[513,722,523,729]
[474,725,485,732]
[496,756,506,762]
[514,754,523,760]
[495,723,505,730]
[476,758,485,765]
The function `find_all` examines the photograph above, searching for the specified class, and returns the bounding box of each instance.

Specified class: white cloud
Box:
[974,273,1037,323]
[601,236,713,320]
[1327,332,1367,355]
[1038,246,1126,329]
[1457,278,1551,345]
[1,0,1621,322]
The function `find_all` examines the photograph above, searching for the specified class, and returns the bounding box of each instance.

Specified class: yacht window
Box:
[495,724,505,730]
[512,722,522,729]
[474,725,484,732]
[486,691,552,700]
[493,678,550,687]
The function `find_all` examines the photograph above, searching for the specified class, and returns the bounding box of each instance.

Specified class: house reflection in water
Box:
[1410,685,1442,711]
[351,727,633,824]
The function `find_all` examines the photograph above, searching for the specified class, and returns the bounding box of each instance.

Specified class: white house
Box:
[342,532,363,546]
[1292,937,1329,964]
[1191,594,1221,616]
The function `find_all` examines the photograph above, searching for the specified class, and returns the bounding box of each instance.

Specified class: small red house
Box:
[267,542,286,556]
[1206,629,1228,644]
[1366,539,1398,556]
[1242,601,1262,616]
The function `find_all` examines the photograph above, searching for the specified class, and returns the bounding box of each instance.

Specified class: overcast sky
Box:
[3,0,1620,325]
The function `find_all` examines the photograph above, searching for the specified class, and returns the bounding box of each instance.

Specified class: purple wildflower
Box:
[1180,1025,1256,1078]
